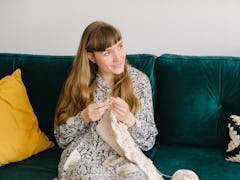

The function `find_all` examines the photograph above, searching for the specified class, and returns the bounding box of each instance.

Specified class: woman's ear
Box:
[87,52,95,63]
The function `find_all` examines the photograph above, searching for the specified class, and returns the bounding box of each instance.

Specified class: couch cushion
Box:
[155,54,240,147]
[11,54,156,145]
[127,54,156,88]
[0,147,62,180]
[0,53,16,78]
[15,54,73,142]
[127,54,157,110]
[153,144,240,180]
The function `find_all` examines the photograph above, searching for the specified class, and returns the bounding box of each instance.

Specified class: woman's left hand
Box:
[110,97,136,128]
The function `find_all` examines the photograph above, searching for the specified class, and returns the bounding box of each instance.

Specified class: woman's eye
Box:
[118,44,123,49]
[103,51,110,56]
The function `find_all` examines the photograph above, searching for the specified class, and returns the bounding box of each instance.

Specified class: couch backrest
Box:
[0,54,16,77]
[154,54,240,148]
[0,54,74,143]
[3,53,239,149]
[0,53,156,143]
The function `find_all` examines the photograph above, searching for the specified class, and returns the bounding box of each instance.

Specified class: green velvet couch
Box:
[0,53,240,180]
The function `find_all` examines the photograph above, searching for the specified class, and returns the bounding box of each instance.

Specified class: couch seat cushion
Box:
[153,144,240,180]
[0,147,62,180]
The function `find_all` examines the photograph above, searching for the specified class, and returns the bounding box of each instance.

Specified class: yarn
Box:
[96,110,199,180]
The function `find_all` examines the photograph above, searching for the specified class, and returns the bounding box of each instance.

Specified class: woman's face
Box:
[88,40,126,79]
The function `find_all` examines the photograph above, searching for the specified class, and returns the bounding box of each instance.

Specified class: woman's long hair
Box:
[54,21,140,128]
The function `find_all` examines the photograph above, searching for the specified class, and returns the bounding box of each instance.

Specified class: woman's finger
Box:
[94,102,109,109]
[87,102,109,122]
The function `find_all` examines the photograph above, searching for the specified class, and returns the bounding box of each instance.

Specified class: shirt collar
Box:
[96,73,112,94]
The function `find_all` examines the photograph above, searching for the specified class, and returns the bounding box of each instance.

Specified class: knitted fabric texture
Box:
[96,110,199,180]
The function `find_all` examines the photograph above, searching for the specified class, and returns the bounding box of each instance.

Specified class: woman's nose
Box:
[113,50,122,61]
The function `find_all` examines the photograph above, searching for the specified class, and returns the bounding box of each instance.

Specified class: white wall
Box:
[1,0,240,56]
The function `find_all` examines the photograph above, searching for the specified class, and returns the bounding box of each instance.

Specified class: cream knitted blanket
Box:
[96,110,199,180]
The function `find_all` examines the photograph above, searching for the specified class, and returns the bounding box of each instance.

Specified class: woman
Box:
[54,21,158,180]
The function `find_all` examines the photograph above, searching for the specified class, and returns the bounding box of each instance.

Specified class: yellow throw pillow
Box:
[0,69,54,166]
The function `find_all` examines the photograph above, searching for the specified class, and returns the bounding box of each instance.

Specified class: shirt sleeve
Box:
[54,113,87,149]
[128,74,158,151]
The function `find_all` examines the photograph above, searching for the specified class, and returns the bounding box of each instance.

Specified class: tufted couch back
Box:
[154,54,240,148]
[0,53,156,144]
[1,53,240,149]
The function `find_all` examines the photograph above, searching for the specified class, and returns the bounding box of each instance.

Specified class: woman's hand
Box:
[110,97,136,128]
[81,102,110,124]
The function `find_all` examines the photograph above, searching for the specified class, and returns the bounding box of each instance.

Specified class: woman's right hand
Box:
[80,102,110,124]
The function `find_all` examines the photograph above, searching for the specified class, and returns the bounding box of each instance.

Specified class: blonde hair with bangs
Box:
[54,21,140,127]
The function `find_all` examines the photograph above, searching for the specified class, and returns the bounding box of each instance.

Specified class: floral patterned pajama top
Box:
[54,65,158,180]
